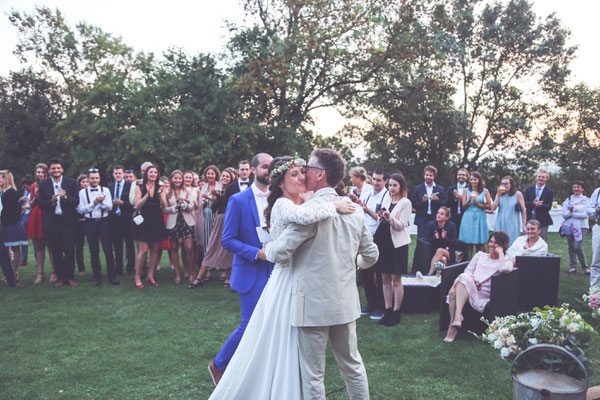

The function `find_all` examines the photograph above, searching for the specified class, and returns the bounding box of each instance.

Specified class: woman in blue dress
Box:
[459,171,492,257]
[489,175,526,246]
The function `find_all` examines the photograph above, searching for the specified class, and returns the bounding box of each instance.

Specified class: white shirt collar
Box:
[251,182,268,198]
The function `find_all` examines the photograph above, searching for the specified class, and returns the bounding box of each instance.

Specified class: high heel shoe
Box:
[135,282,144,289]
[146,277,159,287]
[187,278,203,289]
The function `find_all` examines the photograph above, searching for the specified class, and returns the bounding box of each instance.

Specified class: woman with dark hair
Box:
[0,170,29,277]
[373,172,412,326]
[444,231,513,342]
[561,180,591,274]
[133,165,168,288]
[209,156,354,400]
[459,171,492,257]
[489,175,526,246]
[426,206,457,275]
[25,163,57,283]
[189,167,237,288]
[163,170,196,284]
[74,174,89,277]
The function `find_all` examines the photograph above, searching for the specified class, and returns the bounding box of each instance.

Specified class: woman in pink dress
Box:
[444,230,513,342]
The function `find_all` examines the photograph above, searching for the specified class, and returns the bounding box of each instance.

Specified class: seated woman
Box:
[425,206,457,275]
[505,219,548,264]
[443,231,513,343]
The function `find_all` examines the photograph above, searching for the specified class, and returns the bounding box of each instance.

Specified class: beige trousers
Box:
[297,321,369,400]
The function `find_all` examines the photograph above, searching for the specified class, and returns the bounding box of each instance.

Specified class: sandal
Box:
[34,273,44,284]
[568,268,577,274]
[583,268,591,275]
[187,278,204,289]
[175,276,181,284]
[223,280,230,288]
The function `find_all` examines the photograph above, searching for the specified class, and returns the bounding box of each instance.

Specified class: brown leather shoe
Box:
[66,280,78,287]
[208,360,224,386]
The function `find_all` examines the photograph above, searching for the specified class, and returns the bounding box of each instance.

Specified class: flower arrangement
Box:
[582,286,600,319]
[476,304,596,362]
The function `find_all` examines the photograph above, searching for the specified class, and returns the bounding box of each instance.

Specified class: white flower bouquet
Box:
[476,304,596,363]
[582,286,600,319]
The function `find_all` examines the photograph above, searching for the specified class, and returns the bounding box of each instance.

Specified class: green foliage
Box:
[1,233,598,399]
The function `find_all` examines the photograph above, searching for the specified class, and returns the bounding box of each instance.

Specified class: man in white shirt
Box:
[356,168,389,320]
[446,168,469,231]
[587,186,600,288]
[77,169,118,286]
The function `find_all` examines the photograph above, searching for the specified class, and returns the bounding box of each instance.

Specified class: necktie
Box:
[115,182,121,215]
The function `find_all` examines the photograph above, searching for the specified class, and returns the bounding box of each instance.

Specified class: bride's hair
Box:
[264,156,294,229]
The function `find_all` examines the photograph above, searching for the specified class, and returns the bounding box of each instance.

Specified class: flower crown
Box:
[269,157,306,178]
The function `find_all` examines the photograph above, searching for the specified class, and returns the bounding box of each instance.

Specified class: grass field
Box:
[1,233,598,399]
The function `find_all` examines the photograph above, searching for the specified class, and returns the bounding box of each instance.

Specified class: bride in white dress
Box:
[209,156,355,400]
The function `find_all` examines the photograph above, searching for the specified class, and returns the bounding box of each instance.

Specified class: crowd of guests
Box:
[1,160,599,321]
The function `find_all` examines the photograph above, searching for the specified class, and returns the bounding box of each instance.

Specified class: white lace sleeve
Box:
[278,198,337,226]
[269,198,337,268]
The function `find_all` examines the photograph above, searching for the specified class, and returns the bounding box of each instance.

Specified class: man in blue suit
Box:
[524,169,554,241]
[208,152,273,385]
[412,165,445,238]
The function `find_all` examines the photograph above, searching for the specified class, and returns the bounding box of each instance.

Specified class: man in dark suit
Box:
[446,168,469,232]
[208,153,273,385]
[108,165,134,275]
[412,165,446,238]
[37,158,79,287]
[524,169,554,241]
[223,159,253,206]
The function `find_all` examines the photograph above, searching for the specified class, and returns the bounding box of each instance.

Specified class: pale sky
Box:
[1,0,599,137]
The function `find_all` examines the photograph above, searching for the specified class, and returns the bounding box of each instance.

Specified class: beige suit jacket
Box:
[162,187,197,229]
[265,187,379,327]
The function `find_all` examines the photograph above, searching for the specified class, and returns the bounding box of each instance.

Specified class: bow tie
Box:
[90,188,99,192]
[240,181,249,186]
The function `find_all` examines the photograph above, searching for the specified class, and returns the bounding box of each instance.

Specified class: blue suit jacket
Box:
[221,186,272,294]
[524,185,554,226]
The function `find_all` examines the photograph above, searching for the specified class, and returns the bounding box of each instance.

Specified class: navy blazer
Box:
[223,179,253,212]
[524,185,554,226]
[446,184,467,223]
[1,188,21,226]
[412,183,446,226]
[108,180,133,218]
[221,186,272,294]
[37,176,79,230]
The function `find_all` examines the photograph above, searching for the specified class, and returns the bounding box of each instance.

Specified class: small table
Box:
[400,275,441,314]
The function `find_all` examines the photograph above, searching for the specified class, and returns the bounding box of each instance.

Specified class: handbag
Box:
[514,202,522,213]
[132,208,144,225]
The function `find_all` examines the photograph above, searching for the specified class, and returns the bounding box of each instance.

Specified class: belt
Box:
[86,218,108,222]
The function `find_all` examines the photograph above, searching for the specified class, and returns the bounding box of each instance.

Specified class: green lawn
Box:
[1,233,598,399]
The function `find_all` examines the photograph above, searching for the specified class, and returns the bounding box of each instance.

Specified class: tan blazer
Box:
[380,196,412,248]
[265,187,379,327]
[162,187,197,230]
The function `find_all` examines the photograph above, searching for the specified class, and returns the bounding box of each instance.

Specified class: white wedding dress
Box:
[209,197,337,400]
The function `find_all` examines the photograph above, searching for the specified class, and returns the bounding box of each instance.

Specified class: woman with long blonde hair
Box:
[0,170,29,277]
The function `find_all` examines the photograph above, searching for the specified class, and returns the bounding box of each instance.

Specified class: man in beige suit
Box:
[265,148,379,400]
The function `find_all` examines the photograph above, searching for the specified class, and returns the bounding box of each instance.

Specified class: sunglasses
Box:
[88,168,99,173]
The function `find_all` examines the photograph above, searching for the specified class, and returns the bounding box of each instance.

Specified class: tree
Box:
[0,70,64,177]
[226,0,392,156]
[345,0,575,186]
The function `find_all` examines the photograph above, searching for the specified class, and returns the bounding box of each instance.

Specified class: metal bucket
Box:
[512,344,588,400]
